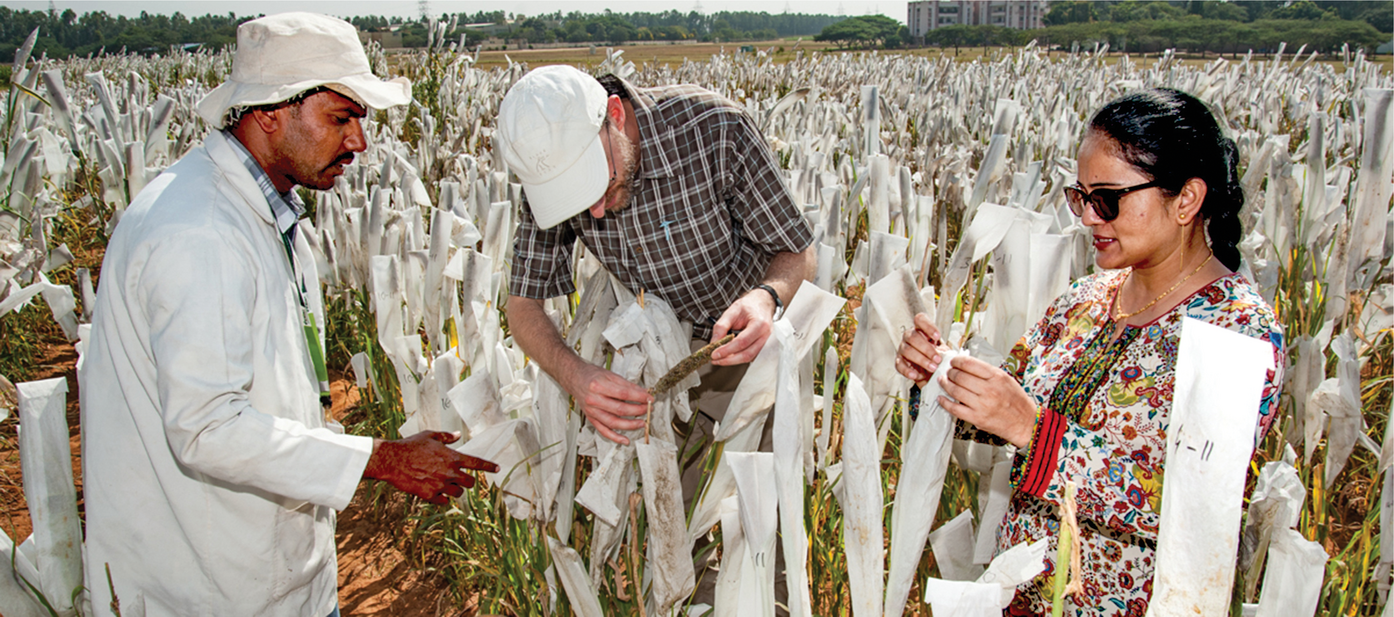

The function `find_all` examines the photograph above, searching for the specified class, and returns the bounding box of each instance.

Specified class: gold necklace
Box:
[1113,253,1213,322]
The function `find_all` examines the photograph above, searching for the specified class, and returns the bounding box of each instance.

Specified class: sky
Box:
[1,1,911,23]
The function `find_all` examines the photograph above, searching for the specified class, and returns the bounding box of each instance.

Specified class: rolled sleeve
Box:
[509,200,579,300]
[723,114,813,255]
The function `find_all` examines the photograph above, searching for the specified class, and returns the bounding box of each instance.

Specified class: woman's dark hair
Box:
[1087,88,1244,271]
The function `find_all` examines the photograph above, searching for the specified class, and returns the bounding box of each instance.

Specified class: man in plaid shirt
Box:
[497,65,815,446]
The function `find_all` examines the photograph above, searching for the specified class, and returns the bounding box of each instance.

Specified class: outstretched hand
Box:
[364,431,498,505]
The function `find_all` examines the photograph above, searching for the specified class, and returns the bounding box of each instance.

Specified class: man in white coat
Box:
[79,13,496,617]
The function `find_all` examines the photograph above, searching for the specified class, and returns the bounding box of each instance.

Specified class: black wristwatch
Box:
[753,283,784,320]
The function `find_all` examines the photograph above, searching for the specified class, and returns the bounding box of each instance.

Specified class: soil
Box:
[0,342,460,616]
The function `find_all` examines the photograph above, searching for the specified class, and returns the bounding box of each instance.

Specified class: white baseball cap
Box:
[197,12,412,129]
[496,65,610,230]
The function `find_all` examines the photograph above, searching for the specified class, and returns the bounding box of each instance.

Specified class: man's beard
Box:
[604,128,642,212]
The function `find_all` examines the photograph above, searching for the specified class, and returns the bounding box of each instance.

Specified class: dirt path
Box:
[0,342,459,615]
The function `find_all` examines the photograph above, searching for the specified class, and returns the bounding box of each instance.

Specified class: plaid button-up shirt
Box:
[510,77,813,340]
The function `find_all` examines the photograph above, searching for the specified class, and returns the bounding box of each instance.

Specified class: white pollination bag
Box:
[727,451,779,617]
[17,378,82,616]
[923,538,1048,616]
[885,349,964,617]
[1148,318,1275,616]
[770,321,814,617]
[635,439,695,612]
[1254,529,1328,617]
[836,373,884,617]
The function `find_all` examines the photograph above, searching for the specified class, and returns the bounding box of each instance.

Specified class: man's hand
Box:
[363,431,498,505]
[709,289,777,366]
[558,362,651,445]
[506,295,651,446]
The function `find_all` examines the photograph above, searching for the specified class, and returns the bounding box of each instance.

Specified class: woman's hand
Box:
[936,355,1037,448]
[896,313,947,387]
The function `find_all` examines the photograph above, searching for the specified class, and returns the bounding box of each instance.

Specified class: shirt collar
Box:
[600,75,677,180]
[222,129,305,238]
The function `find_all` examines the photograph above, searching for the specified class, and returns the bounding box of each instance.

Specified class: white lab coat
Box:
[80,130,373,617]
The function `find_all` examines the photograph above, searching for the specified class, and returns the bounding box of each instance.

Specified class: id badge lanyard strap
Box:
[275,223,333,408]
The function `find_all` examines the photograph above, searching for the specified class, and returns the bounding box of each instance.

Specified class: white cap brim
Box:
[521,132,609,230]
[197,73,412,128]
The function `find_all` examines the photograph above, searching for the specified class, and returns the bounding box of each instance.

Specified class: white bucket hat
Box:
[197,12,412,128]
[496,65,610,230]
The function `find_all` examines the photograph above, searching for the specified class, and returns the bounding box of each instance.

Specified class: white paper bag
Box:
[836,374,884,617]
[885,350,962,617]
[17,378,82,616]
[1255,529,1328,617]
[1148,318,1275,616]
[727,451,779,617]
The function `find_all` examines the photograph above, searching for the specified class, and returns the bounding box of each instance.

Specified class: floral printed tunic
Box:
[989,270,1284,616]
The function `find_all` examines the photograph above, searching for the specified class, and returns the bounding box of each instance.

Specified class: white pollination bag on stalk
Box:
[0,523,45,617]
[847,267,923,441]
[1240,451,1305,596]
[835,373,884,617]
[885,348,964,617]
[546,536,604,617]
[1147,318,1275,617]
[575,441,632,528]
[0,381,47,617]
[866,231,909,286]
[692,282,843,539]
[714,495,746,617]
[710,282,844,442]
[927,510,982,582]
[636,439,695,612]
[454,418,543,520]
[17,378,82,617]
[770,321,813,617]
[530,371,571,523]
[974,458,1014,565]
[922,538,1047,616]
[934,203,1019,329]
[1316,333,1361,486]
[981,209,1069,355]
[1347,88,1392,289]
[727,451,779,617]
[1254,529,1328,617]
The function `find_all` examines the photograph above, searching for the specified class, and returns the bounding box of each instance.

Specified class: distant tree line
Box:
[912,0,1389,54]
[0,7,246,61]
[2,2,1387,61]
[0,7,846,61]
[815,15,913,49]
[1043,0,1390,31]
[503,10,843,44]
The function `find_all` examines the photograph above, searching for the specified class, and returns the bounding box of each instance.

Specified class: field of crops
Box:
[0,28,1391,617]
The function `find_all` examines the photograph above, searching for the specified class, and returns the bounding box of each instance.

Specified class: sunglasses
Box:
[1064,180,1162,221]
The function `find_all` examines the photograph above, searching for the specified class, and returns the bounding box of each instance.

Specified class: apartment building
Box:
[907,0,1050,38]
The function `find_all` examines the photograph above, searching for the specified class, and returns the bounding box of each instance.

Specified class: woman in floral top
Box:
[896,88,1284,615]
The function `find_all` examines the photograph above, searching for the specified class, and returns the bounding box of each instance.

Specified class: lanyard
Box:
[273,217,332,408]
